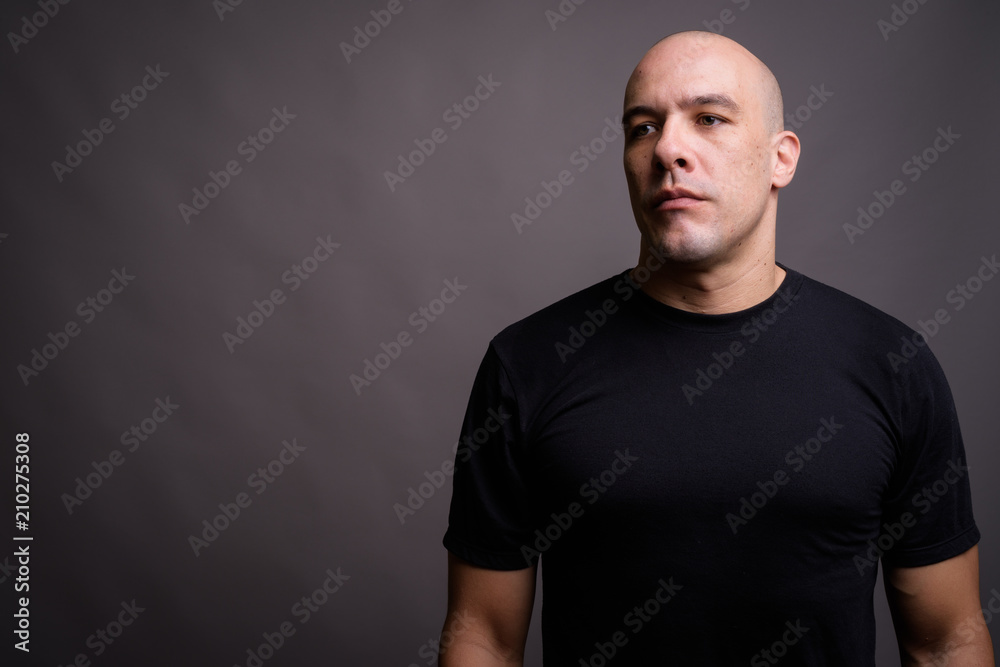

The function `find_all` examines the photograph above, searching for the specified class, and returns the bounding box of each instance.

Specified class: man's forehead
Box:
[626,68,746,110]
[625,39,756,109]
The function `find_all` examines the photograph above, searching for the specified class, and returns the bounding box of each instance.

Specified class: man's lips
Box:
[651,188,705,210]
[657,196,703,210]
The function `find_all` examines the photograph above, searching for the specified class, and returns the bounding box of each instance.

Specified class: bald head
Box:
[626,31,784,134]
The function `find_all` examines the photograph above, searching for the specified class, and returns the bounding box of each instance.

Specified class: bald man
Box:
[440,31,992,665]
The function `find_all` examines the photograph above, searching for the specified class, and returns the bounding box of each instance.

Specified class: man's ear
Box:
[772,131,800,188]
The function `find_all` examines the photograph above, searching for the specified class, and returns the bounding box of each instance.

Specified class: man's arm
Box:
[884,545,995,665]
[439,552,537,666]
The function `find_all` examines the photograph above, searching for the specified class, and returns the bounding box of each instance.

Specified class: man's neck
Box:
[633,251,786,315]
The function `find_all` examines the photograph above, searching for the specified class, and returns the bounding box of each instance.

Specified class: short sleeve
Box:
[880,344,980,568]
[443,343,537,570]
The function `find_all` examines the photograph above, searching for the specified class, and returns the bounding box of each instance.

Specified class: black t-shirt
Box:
[443,266,980,665]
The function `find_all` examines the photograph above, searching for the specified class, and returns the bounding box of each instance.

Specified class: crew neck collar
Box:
[624,262,805,333]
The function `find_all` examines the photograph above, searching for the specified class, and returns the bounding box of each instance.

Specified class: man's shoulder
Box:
[786,266,948,377]
[489,270,630,354]
[790,266,916,337]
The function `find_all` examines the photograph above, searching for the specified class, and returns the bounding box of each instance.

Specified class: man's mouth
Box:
[652,188,705,210]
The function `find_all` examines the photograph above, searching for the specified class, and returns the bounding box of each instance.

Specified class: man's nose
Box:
[652,120,691,171]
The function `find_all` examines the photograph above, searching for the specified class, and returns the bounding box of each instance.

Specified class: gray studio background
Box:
[1,0,998,665]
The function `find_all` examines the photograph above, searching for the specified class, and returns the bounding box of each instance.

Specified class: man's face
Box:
[623,35,781,266]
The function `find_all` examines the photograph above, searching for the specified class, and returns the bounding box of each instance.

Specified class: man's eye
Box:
[630,123,655,138]
[699,115,723,126]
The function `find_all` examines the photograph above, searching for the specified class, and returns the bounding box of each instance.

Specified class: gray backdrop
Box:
[1,0,998,665]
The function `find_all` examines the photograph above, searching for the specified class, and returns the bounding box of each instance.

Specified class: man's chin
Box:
[642,225,720,265]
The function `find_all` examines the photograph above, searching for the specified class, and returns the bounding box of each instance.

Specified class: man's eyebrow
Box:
[622,94,742,128]
[680,93,742,114]
[621,105,658,129]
